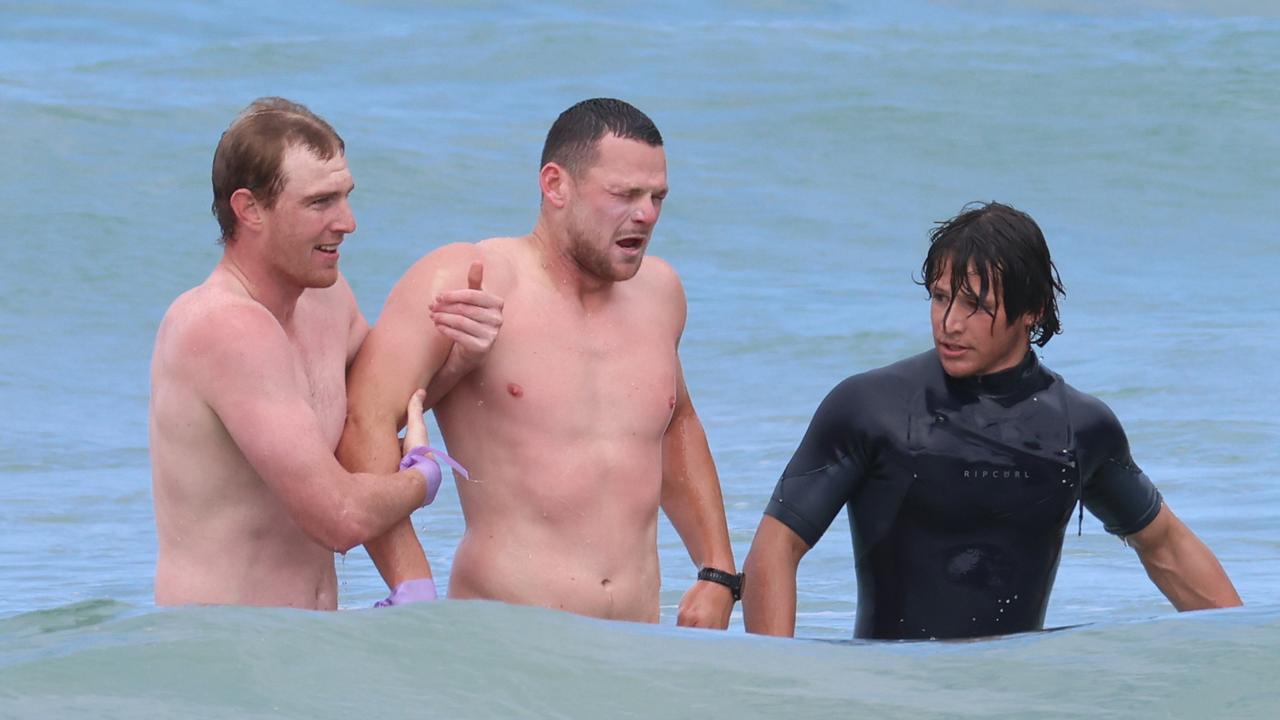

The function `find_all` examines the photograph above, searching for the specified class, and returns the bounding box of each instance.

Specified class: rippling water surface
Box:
[1,1,1277,716]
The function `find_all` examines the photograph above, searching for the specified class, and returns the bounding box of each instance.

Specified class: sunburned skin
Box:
[340,129,736,627]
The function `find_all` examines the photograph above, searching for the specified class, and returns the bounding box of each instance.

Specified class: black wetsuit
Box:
[763,349,1162,640]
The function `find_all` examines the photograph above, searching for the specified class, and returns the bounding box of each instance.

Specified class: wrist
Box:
[374,578,439,607]
[400,446,443,506]
[697,566,744,602]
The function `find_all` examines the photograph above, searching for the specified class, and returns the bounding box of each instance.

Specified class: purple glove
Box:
[399,445,468,506]
[373,578,439,607]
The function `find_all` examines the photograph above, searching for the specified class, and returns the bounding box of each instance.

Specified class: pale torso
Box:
[150,267,358,609]
[436,238,681,621]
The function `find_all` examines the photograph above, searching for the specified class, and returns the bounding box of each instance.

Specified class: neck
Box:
[219,245,303,324]
[527,216,614,306]
[953,346,1037,397]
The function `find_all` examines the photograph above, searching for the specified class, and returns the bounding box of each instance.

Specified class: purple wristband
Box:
[373,578,439,607]
[399,445,468,506]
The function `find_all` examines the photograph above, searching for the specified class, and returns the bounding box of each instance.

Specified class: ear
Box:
[1023,311,1041,335]
[539,162,570,209]
[229,188,264,231]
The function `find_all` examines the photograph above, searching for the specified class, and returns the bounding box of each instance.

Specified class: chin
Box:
[612,255,646,282]
[612,266,643,282]
[306,270,341,289]
[935,351,975,378]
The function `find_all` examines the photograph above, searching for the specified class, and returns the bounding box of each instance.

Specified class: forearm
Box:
[341,467,430,548]
[661,414,734,571]
[421,349,470,409]
[741,565,797,637]
[336,414,432,582]
[742,517,803,637]
[1134,533,1242,610]
[364,520,432,586]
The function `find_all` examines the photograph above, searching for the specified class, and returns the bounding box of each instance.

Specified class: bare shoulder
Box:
[636,255,685,297]
[386,239,506,295]
[155,281,290,385]
[389,237,520,304]
[634,254,687,320]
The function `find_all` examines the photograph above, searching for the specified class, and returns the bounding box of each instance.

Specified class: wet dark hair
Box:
[919,202,1065,347]
[540,98,663,176]
[212,97,345,244]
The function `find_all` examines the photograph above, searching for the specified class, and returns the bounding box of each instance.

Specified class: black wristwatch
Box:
[697,566,744,601]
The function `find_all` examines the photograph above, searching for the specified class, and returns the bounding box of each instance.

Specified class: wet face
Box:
[930,259,1036,378]
[259,144,356,289]
[562,134,667,283]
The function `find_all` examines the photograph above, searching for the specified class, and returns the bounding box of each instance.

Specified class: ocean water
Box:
[2,0,1278,717]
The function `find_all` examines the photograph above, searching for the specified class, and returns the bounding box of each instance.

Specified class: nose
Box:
[941,305,965,335]
[632,196,660,226]
[334,198,357,234]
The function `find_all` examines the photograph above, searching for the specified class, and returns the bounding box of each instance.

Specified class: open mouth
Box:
[616,237,645,251]
[315,243,339,255]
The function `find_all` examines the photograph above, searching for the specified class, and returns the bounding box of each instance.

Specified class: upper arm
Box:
[186,306,343,503]
[751,514,812,565]
[646,257,692,418]
[345,243,480,433]
[763,378,868,547]
[1078,397,1163,537]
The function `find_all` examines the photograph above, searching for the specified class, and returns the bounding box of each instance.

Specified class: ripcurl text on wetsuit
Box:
[764,349,1162,640]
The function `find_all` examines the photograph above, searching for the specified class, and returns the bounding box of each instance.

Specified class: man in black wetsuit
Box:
[741,202,1242,640]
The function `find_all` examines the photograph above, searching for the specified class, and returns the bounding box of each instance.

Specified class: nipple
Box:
[508,383,524,398]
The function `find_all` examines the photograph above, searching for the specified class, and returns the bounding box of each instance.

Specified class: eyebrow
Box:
[301,183,355,204]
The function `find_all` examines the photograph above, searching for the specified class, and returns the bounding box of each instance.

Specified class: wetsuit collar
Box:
[948,346,1038,397]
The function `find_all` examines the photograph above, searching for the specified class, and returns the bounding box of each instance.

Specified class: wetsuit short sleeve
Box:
[764,377,869,547]
[1077,396,1163,537]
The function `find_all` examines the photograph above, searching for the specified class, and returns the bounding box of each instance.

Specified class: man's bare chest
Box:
[475,300,678,434]
[287,321,348,447]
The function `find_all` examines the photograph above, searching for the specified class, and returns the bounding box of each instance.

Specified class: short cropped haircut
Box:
[920,202,1065,347]
[540,98,663,176]
[211,97,345,243]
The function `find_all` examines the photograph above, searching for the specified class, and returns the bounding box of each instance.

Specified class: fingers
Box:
[433,310,498,340]
[675,583,733,629]
[430,301,503,326]
[467,261,484,291]
[434,322,486,347]
[402,388,430,452]
[431,288,503,311]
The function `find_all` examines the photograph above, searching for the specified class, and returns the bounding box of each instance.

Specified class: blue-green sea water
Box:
[2,1,1278,717]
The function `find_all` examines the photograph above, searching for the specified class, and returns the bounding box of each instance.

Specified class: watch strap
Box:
[697,566,743,601]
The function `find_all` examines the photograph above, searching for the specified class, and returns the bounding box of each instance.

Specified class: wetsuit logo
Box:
[962,468,1032,480]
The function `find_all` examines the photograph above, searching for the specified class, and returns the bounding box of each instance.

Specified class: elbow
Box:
[312,503,379,554]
